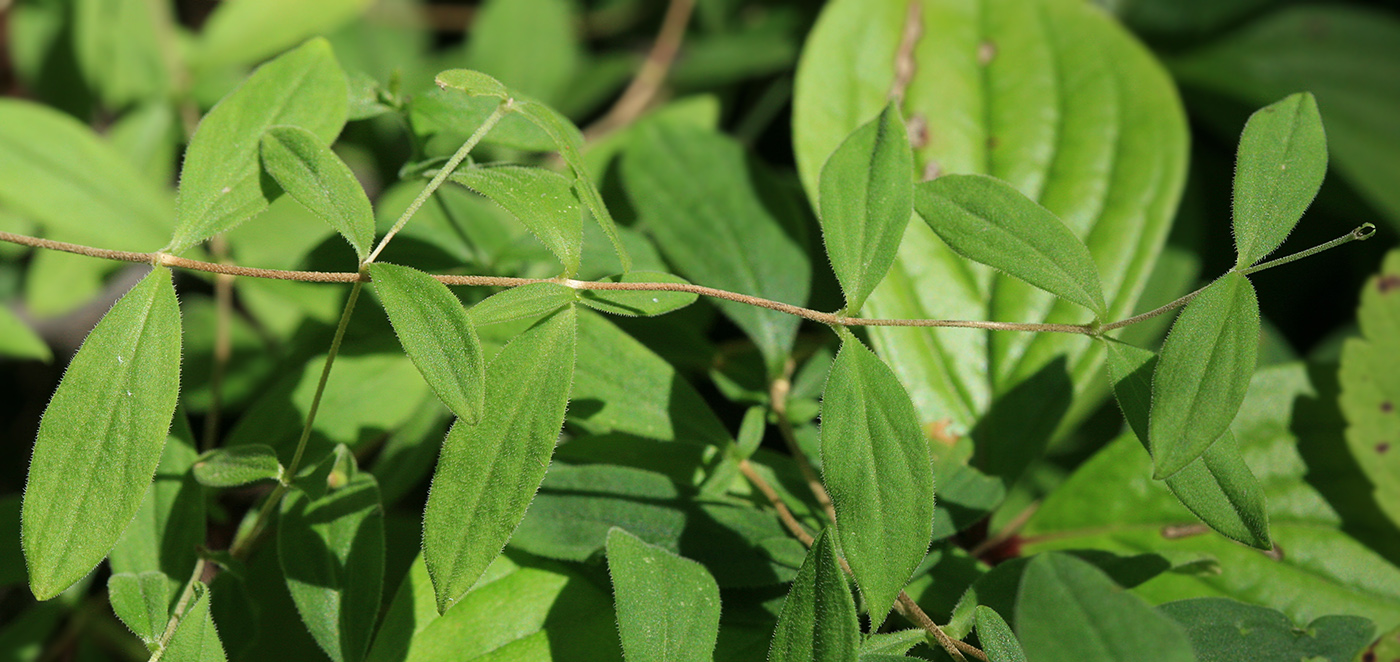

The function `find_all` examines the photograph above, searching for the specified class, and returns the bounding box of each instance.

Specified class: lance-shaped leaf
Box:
[606,528,721,662]
[1016,553,1195,662]
[451,165,582,275]
[22,268,182,600]
[820,334,935,629]
[169,38,347,252]
[915,174,1107,319]
[435,69,510,100]
[108,571,172,646]
[467,282,577,327]
[193,445,283,488]
[768,528,859,662]
[578,272,698,317]
[976,606,1027,662]
[259,125,375,259]
[1103,339,1271,548]
[110,411,206,580]
[423,305,576,613]
[162,581,228,662]
[818,103,913,312]
[279,460,385,662]
[370,263,485,425]
[1149,272,1260,478]
[1232,93,1328,269]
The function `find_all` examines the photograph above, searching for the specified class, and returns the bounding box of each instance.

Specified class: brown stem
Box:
[582,0,695,141]
[738,459,815,546]
[768,363,838,522]
[888,1,923,103]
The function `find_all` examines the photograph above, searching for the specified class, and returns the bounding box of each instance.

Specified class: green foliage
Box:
[1160,598,1374,662]
[193,445,283,488]
[605,528,721,662]
[768,529,860,662]
[259,125,375,260]
[162,582,227,662]
[974,606,1026,662]
[1340,249,1400,530]
[108,571,172,646]
[1231,93,1328,269]
[451,165,583,276]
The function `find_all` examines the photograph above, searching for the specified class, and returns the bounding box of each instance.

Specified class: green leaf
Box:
[1150,272,1261,478]
[1024,363,1400,633]
[1170,6,1400,230]
[109,409,204,584]
[467,283,577,327]
[0,306,50,362]
[169,38,348,252]
[767,528,860,662]
[1016,553,1195,662]
[434,69,509,100]
[860,629,926,657]
[1339,249,1400,532]
[1232,93,1328,269]
[915,174,1107,318]
[622,121,811,375]
[366,553,622,662]
[423,306,576,613]
[578,272,699,318]
[572,311,731,446]
[1103,339,1271,548]
[279,462,385,662]
[1160,598,1374,662]
[73,0,173,109]
[464,0,579,105]
[975,606,1026,662]
[605,528,721,662]
[370,263,486,425]
[21,268,182,600]
[450,165,582,275]
[193,445,283,488]
[818,103,914,312]
[259,125,375,260]
[194,0,372,69]
[793,0,1187,431]
[0,99,172,250]
[162,582,227,662]
[108,571,171,645]
[820,334,936,628]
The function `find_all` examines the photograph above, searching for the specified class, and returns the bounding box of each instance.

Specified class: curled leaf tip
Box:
[1354,223,1377,241]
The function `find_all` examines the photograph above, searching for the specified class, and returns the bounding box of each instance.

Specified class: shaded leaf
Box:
[975,606,1026,662]
[915,174,1106,318]
[193,445,283,488]
[578,272,699,318]
[195,0,372,69]
[370,263,485,424]
[170,39,348,252]
[423,306,576,613]
[818,103,913,312]
[0,306,50,362]
[860,629,926,657]
[606,528,721,662]
[1339,249,1400,532]
[820,334,936,628]
[109,411,204,585]
[1160,598,1373,662]
[1232,93,1328,269]
[768,528,860,662]
[108,571,172,645]
[73,0,172,109]
[1016,553,1195,662]
[451,165,582,275]
[279,461,385,662]
[260,125,375,259]
[1150,272,1261,478]
[22,268,182,600]
[464,0,578,105]
[162,582,227,662]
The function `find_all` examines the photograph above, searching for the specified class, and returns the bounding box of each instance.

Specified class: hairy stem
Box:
[149,557,208,661]
[1239,223,1376,276]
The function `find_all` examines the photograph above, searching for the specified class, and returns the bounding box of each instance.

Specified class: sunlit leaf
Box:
[1150,272,1260,478]
[260,125,375,259]
[193,445,283,488]
[1339,249,1400,532]
[975,606,1026,662]
[110,411,205,581]
[370,263,485,425]
[605,528,721,662]
[423,306,576,613]
[578,272,698,317]
[162,582,227,662]
[108,571,172,645]
[451,165,582,275]
[467,283,577,327]
[767,529,860,662]
[434,69,510,100]
[22,268,182,600]
[1232,93,1328,269]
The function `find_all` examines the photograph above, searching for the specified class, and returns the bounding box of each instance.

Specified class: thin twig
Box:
[738,459,814,546]
[888,1,923,103]
[583,0,695,141]
[149,558,208,661]
[768,361,837,522]
[967,501,1039,559]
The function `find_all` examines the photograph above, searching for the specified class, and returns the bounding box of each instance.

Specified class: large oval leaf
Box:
[793,0,1188,431]
[819,334,936,629]
[1149,272,1260,478]
[169,38,348,252]
[21,267,182,600]
[1232,93,1328,269]
[422,305,576,613]
[370,263,485,425]
[605,528,721,662]
[767,528,860,662]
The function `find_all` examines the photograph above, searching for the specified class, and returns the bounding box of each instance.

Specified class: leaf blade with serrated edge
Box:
[819,103,913,312]
[1232,93,1328,269]
[451,165,582,275]
[370,263,485,425]
[1149,272,1260,478]
[422,305,576,613]
[914,174,1107,318]
[22,268,182,600]
[259,125,375,259]
[820,333,935,629]
[605,528,721,662]
[168,38,347,252]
